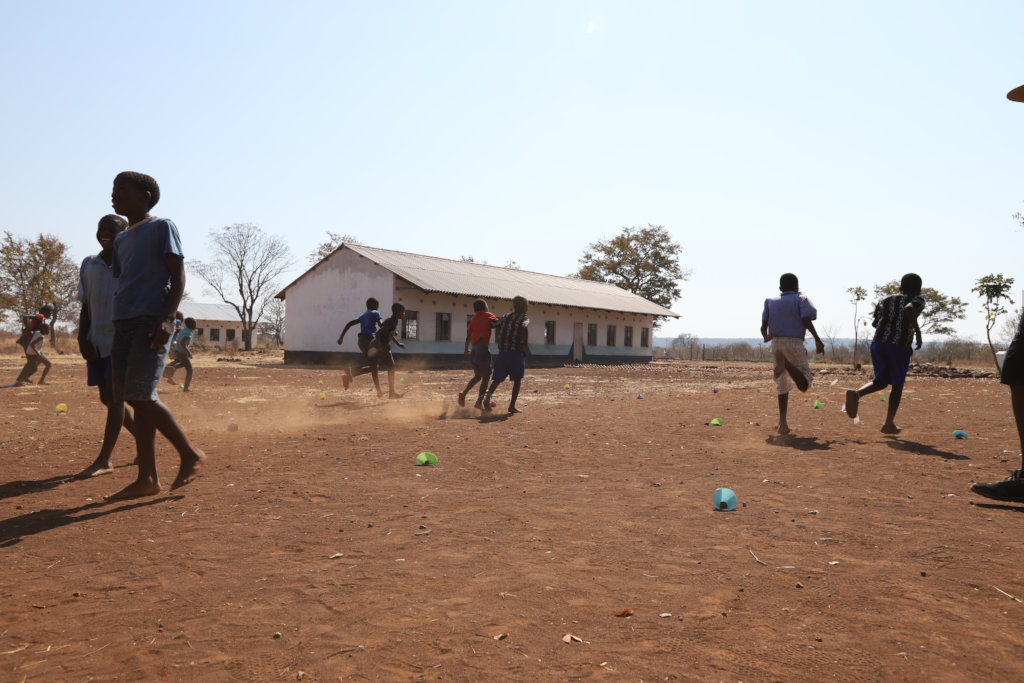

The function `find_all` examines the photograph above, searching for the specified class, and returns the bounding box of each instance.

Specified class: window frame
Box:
[401,311,419,340]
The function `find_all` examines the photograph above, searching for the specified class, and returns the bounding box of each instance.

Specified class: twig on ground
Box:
[749,550,767,566]
[993,585,1022,603]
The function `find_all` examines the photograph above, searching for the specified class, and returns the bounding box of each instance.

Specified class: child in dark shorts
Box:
[367,302,406,399]
[482,296,529,415]
[75,214,137,479]
[338,297,383,395]
[459,299,499,409]
[843,273,924,434]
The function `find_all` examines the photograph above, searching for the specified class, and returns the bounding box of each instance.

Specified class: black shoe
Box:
[972,469,1024,502]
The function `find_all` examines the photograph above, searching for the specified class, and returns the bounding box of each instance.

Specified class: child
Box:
[760,273,825,435]
[75,214,138,479]
[13,323,52,386]
[844,273,924,434]
[459,299,499,409]
[482,296,529,414]
[337,297,383,395]
[367,302,406,399]
[164,316,196,391]
[16,304,53,352]
[106,171,205,500]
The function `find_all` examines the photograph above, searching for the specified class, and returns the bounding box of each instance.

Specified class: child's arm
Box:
[760,321,771,343]
[182,334,194,358]
[393,329,406,350]
[903,300,924,350]
[337,319,359,345]
[803,318,825,355]
[519,327,529,353]
[464,325,472,355]
[913,320,922,350]
[77,302,98,361]
[151,254,185,349]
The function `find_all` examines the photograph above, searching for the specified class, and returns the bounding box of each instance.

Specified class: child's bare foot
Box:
[164,376,176,385]
[776,423,791,435]
[106,479,161,501]
[844,390,859,419]
[389,392,403,399]
[75,462,115,479]
[784,359,809,392]
[457,392,466,407]
[508,406,522,414]
[171,450,205,491]
[880,423,901,435]
[37,381,47,386]
[342,371,351,390]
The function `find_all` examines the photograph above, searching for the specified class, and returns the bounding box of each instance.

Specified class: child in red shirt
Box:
[458,299,498,409]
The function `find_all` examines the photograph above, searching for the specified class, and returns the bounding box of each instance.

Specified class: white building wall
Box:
[285,249,395,353]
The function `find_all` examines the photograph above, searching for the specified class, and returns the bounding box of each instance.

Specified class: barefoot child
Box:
[482,296,530,414]
[106,171,204,500]
[75,215,137,478]
[163,316,196,391]
[844,273,924,435]
[761,273,825,434]
[458,299,498,409]
[368,303,406,399]
[13,323,52,386]
[337,297,383,395]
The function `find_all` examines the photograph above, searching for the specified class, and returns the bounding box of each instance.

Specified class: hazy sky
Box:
[2,1,1022,342]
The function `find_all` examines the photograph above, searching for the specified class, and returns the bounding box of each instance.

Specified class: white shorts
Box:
[771,337,812,394]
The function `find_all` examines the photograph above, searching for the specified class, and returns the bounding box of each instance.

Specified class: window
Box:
[587,324,597,346]
[641,327,650,348]
[606,325,616,347]
[544,321,556,345]
[435,312,451,341]
[402,311,419,340]
[210,328,221,342]
[226,329,235,342]
[624,326,633,347]
[196,328,204,337]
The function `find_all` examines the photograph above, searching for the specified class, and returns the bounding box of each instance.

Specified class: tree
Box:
[873,280,967,337]
[258,297,286,346]
[846,286,867,368]
[504,259,522,270]
[972,273,1015,370]
[670,332,699,360]
[0,232,79,342]
[195,223,294,351]
[1001,306,1022,347]
[307,232,361,265]
[574,224,689,315]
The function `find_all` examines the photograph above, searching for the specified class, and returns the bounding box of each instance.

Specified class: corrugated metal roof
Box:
[329,244,678,317]
[179,302,239,322]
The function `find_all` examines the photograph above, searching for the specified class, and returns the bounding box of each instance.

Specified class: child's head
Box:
[900,273,923,296]
[366,297,379,310]
[473,299,488,312]
[779,273,799,293]
[512,296,528,314]
[39,304,53,316]
[96,214,128,246]
[391,302,405,318]
[175,310,184,321]
[39,323,50,335]
[185,317,197,330]
[113,171,161,211]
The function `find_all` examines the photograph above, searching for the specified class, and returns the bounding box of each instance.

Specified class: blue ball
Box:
[713,487,737,511]
[953,429,968,440]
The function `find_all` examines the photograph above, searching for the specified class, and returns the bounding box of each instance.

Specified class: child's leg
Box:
[135,400,204,488]
[777,392,790,434]
[182,356,193,391]
[77,383,126,478]
[16,357,37,383]
[881,383,904,434]
[37,355,51,384]
[1012,385,1024,469]
[508,379,522,413]
[107,399,161,500]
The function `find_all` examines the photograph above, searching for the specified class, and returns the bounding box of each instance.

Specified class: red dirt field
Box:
[2,353,1023,681]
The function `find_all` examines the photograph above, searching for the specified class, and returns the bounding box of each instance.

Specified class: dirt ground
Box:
[2,352,1023,682]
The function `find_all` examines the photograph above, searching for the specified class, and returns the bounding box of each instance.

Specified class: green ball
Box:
[416,452,438,466]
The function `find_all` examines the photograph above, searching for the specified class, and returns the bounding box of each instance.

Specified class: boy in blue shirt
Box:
[337,297,384,395]
[761,273,825,435]
[74,214,137,479]
[164,316,196,391]
[843,273,924,434]
[106,171,205,500]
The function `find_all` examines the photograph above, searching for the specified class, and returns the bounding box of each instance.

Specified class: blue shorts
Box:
[86,356,113,387]
[870,341,913,386]
[111,316,171,402]
[469,345,491,378]
[491,350,525,382]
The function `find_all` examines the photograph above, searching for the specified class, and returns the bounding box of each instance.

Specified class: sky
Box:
[2,1,1023,343]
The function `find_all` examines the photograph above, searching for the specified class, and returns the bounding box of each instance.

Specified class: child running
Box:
[12,323,52,386]
[458,298,498,409]
[337,297,383,395]
[482,296,529,414]
[106,171,204,500]
[760,273,825,434]
[75,214,138,478]
[164,316,196,391]
[844,273,924,434]
[367,302,406,399]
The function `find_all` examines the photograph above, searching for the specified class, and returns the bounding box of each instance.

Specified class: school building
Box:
[177,302,244,348]
[276,244,678,368]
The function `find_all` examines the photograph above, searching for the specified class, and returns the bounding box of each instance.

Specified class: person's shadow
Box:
[0,475,70,501]
[0,495,183,547]
[886,439,968,461]
[765,435,835,451]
